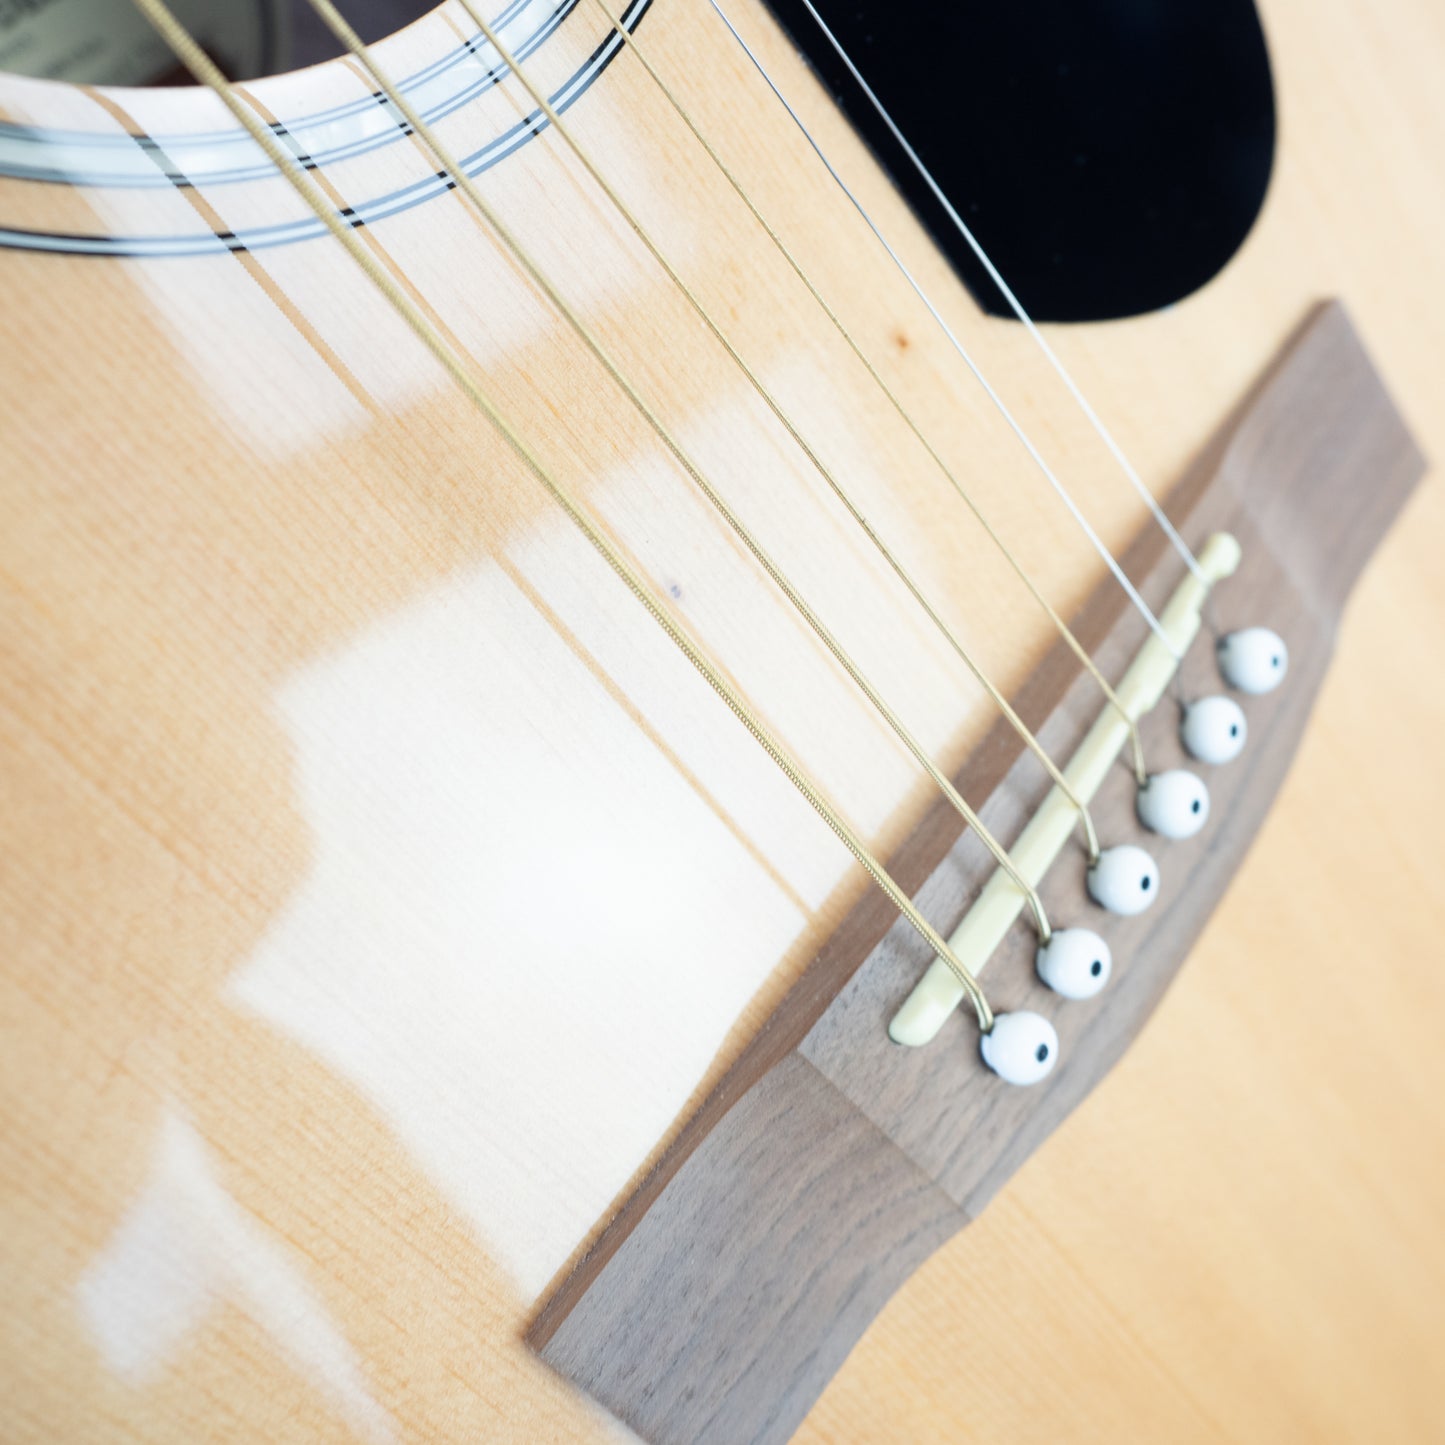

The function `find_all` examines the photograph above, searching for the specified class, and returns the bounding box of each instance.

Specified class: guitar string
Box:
[320,0,1068,920]
[131,0,1001,1029]
[581,0,1147,787]
[302,3,1067,916]
[306,0,1093,893]
[789,0,1207,584]
[706,0,1181,661]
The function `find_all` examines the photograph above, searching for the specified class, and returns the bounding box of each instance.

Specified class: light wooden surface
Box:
[1,0,1443,1441]
[533,302,1428,1443]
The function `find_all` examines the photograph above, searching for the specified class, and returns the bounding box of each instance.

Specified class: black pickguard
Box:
[760,0,1275,322]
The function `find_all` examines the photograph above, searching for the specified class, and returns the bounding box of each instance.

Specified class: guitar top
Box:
[1,1,1443,1442]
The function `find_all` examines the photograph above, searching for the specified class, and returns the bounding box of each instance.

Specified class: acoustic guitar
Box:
[2,0,1442,1441]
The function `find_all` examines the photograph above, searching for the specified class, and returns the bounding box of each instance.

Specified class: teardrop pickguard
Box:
[760,0,1276,321]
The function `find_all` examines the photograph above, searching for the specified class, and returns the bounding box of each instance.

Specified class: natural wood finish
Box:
[1,0,1445,1442]
[532,302,1426,1442]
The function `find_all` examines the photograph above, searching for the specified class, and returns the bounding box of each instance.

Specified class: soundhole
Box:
[760,0,1276,323]
[0,0,435,87]
[290,0,440,69]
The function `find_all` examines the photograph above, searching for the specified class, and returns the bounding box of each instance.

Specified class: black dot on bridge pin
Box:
[1035,1043,1049,1063]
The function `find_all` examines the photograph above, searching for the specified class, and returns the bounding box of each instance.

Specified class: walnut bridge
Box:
[528,303,1425,1445]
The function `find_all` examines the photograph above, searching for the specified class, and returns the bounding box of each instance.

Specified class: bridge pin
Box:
[1087,844,1161,916]
[1037,928,1112,1000]
[980,1011,1059,1086]
[1181,694,1248,764]
[1218,626,1289,694]
[1138,769,1211,839]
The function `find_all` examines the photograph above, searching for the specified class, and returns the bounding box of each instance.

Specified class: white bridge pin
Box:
[980,1011,1059,1086]
[1137,769,1211,840]
[1087,844,1160,916]
[1218,626,1289,694]
[1181,694,1247,764]
[1036,928,1112,1000]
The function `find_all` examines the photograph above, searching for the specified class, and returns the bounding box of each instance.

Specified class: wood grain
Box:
[533,302,1427,1443]
[1,0,1444,1441]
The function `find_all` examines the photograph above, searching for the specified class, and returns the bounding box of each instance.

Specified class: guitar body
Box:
[1,2,1442,1441]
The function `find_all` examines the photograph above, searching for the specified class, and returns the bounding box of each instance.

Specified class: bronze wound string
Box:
[706,0,1182,662]
[581,0,1148,786]
[789,0,1208,585]
[130,0,1002,1029]
[302,0,1072,913]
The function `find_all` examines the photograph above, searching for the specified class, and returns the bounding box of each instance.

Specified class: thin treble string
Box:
[790,0,1206,584]
[584,0,1147,788]
[369,1,1112,857]
[304,0,1060,928]
[707,0,1181,662]
[421,0,1071,921]
[130,0,1001,1030]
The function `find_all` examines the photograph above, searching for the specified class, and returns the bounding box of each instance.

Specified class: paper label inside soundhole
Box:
[0,0,287,84]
